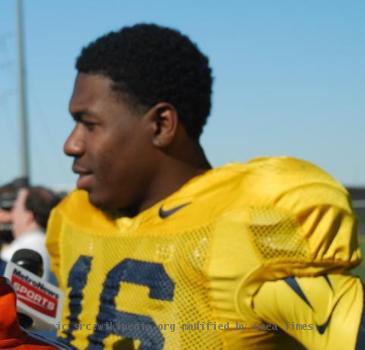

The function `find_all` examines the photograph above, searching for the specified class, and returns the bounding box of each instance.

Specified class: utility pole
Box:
[16,0,30,185]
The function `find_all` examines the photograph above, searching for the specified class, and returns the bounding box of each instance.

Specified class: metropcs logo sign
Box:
[11,268,58,318]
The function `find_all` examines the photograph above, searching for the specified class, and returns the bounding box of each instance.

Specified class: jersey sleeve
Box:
[234,157,362,334]
[235,158,361,292]
[253,274,364,350]
[245,157,361,271]
[273,181,359,267]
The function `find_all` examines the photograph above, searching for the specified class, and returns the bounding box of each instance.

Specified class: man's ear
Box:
[145,102,179,148]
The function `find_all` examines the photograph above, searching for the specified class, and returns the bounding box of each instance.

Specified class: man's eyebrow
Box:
[70,109,98,121]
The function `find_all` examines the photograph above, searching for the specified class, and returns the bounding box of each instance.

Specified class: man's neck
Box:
[14,223,41,239]
[142,143,211,208]
[113,144,211,218]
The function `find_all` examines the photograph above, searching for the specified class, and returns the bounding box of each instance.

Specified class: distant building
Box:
[348,187,365,235]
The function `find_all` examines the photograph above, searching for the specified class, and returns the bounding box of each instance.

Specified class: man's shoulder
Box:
[199,156,348,210]
[242,156,344,190]
[210,156,343,186]
[0,231,46,263]
[17,230,46,244]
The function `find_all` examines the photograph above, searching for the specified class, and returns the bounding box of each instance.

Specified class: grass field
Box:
[352,234,365,281]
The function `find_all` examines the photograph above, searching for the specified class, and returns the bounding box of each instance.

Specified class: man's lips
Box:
[72,164,92,175]
[76,173,94,189]
[72,165,94,189]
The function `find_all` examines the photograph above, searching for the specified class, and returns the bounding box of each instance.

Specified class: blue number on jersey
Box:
[61,255,93,348]
[63,256,175,350]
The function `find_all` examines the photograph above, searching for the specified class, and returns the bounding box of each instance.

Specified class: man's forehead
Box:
[69,73,114,110]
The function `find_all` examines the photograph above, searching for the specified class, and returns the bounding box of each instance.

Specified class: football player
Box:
[47,23,364,349]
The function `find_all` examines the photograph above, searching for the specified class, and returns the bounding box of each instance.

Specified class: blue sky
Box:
[1,0,364,189]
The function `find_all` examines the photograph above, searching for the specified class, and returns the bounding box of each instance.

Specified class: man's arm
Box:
[253,274,364,350]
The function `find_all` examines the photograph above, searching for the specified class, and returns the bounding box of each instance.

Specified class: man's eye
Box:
[82,121,97,130]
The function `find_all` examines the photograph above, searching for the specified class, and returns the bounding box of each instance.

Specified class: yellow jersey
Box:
[46,157,363,349]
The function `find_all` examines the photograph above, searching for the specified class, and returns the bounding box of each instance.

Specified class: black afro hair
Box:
[76,23,213,140]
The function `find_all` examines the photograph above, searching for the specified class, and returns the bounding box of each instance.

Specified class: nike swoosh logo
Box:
[285,276,336,335]
[159,202,191,219]
[316,314,332,334]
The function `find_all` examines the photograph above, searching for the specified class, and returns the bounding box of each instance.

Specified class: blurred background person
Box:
[0,178,27,250]
[0,208,12,247]
[1,186,61,280]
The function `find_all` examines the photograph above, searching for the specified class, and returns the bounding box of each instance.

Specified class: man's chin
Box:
[88,192,109,210]
[88,192,117,212]
[87,192,133,218]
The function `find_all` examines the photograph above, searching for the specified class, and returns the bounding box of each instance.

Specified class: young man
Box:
[47,23,364,349]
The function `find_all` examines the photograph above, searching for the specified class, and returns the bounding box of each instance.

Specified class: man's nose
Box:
[63,126,85,157]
